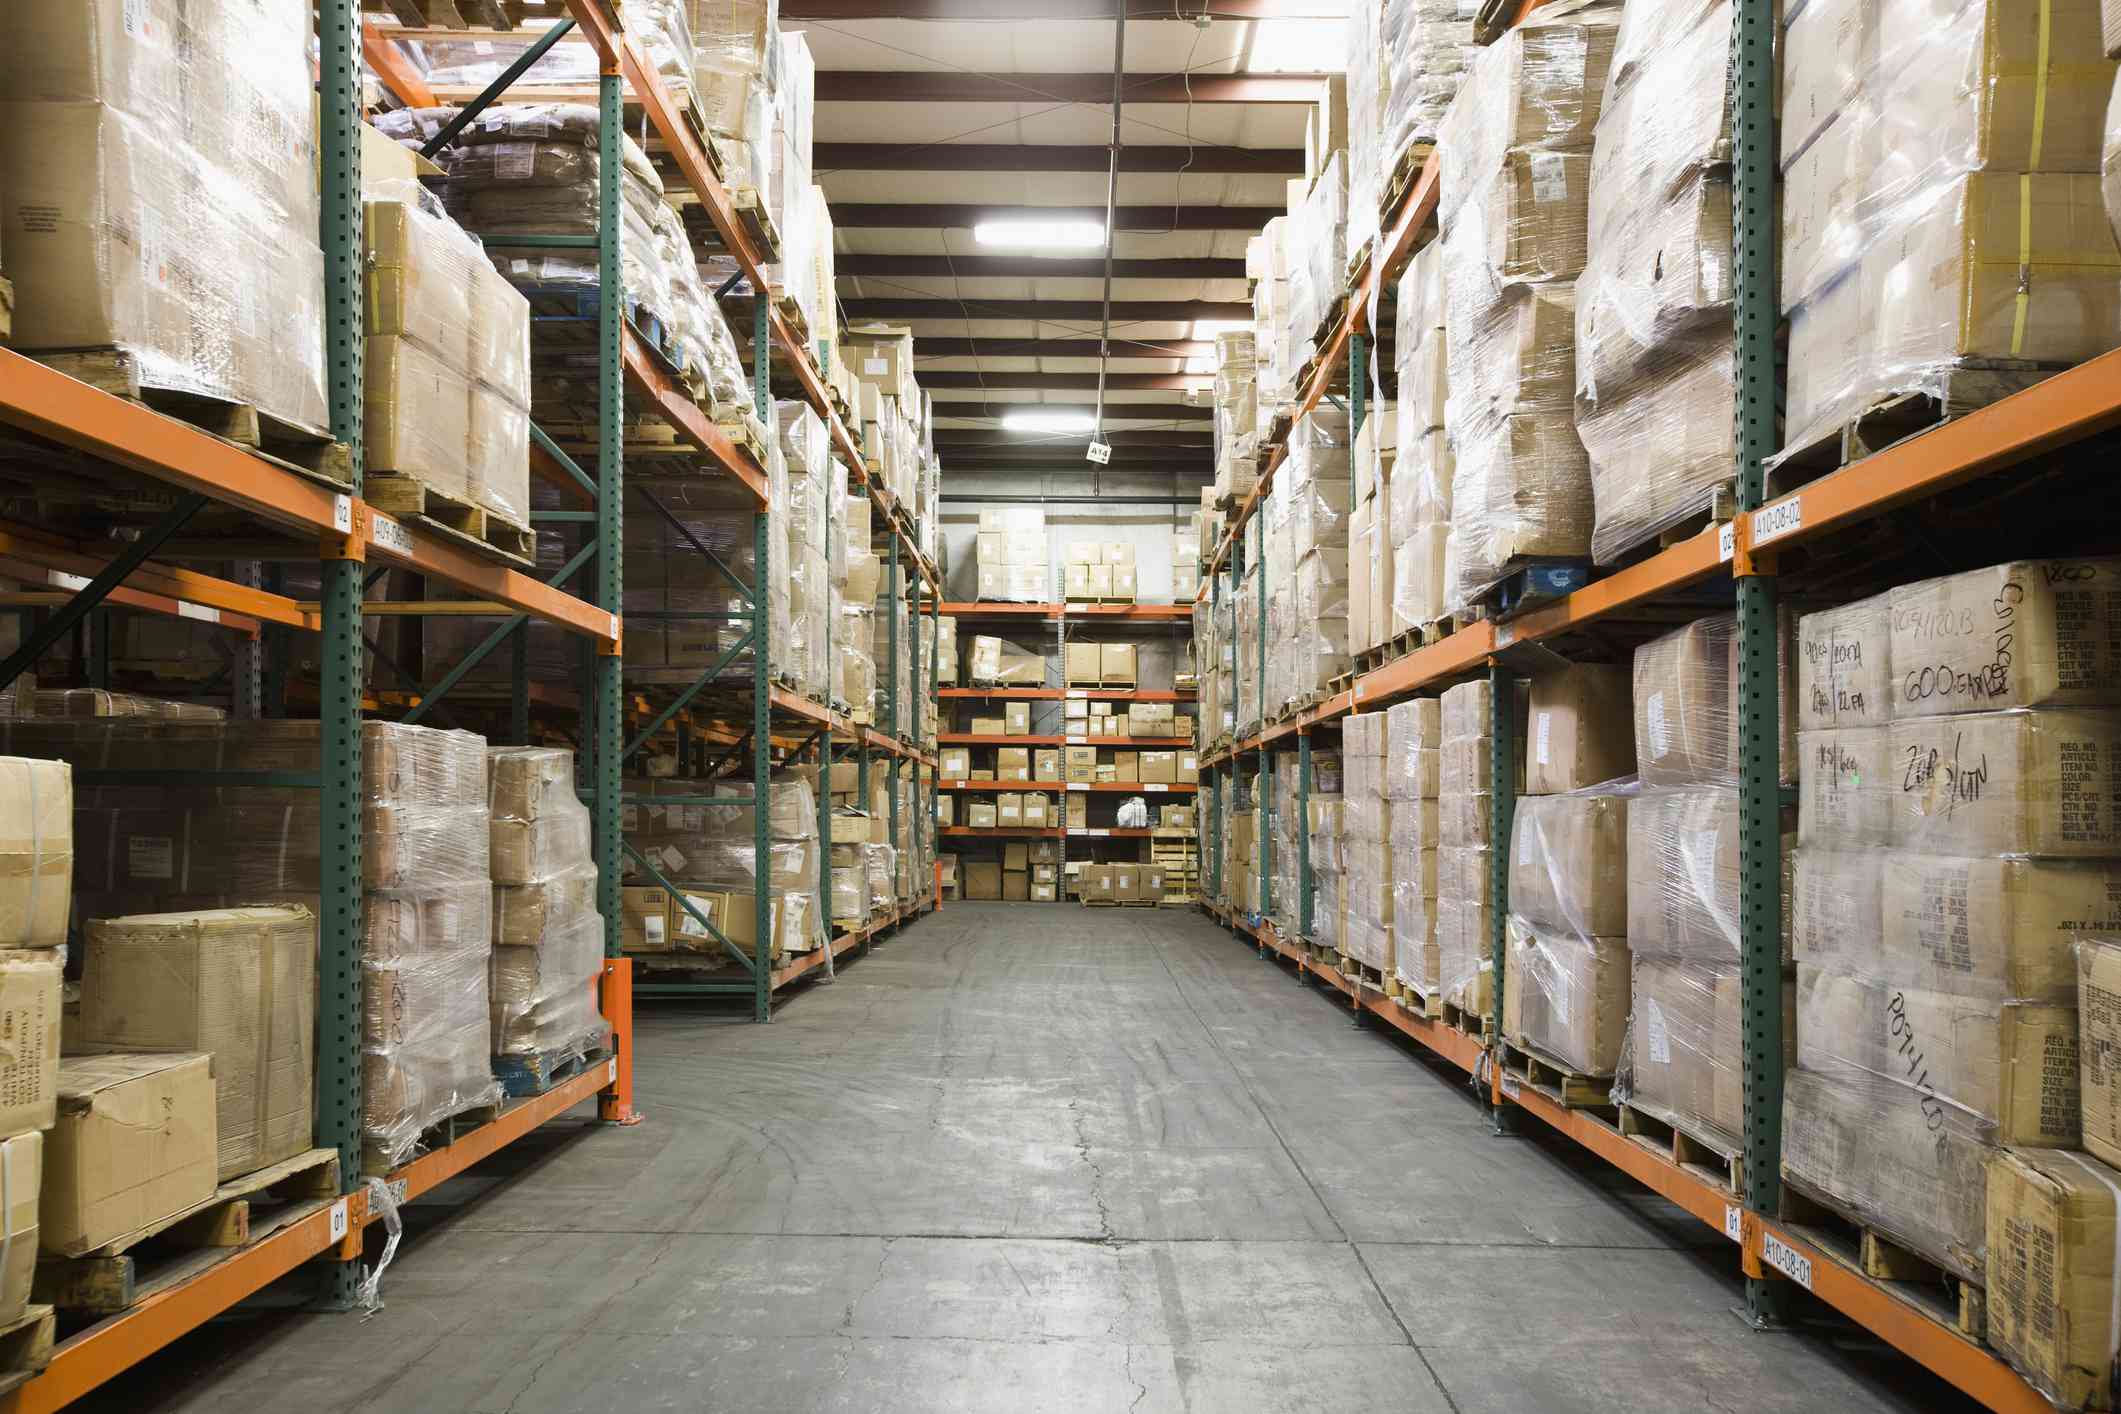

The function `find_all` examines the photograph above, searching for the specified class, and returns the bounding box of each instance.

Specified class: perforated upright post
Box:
[315,0,366,1308]
[593,68,626,961]
[751,298,773,1021]
[1488,662,1517,1133]
[1732,0,1787,1328]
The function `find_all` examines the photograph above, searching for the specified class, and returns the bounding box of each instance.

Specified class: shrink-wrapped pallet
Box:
[1505,786,1631,1074]
[488,749,607,1063]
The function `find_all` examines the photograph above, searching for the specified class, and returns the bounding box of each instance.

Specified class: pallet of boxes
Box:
[1501,664,1635,1105]
[1433,680,1500,1035]
[1776,560,2121,1378]
[1615,616,1795,1190]
[1341,715,1392,987]
[1387,697,1442,1007]
[621,775,824,968]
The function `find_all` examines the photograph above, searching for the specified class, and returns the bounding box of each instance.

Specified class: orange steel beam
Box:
[1508,1084,1740,1237]
[361,19,436,109]
[0,587,263,640]
[391,1066,610,1204]
[939,602,1194,620]
[1739,346,2121,559]
[622,329,769,506]
[1752,1220,2050,1413]
[0,533,316,632]
[938,687,1197,701]
[598,959,644,1125]
[357,501,618,645]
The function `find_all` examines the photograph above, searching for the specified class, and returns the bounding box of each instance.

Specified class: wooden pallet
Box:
[0,275,13,347]
[1500,1040,1614,1109]
[1439,998,1494,1045]
[33,348,352,487]
[363,1097,505,1176]
[730,186,784,263]
[0,1306,55,1398]
[493,1040,614,1099]
[1387,978,1444,1019]
[35,1148,340,1315]
[1616,1099,1743,1197]
[1380,142,1438,224]
[1337,952,1388,992]
[771,290,810,347]
[1654,481,1738,550]
[1475,557,1595,619]
[1780,1178,1986,1338]
[363,473,536,567]
[1767,363,2062,499]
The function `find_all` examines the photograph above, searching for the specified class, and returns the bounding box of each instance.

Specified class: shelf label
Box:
[1760,1231,1813,1290]
[333,494,354,534]
[1066,690,1088,700]
[370,512,414,557]
[177,602,219,623]
[48,571,90,592]
[1500,1072,1521,1101]
[1718,522,1736,562]
[1086,440,1113,465]
[607,1058,619,1084]
[1144,784,1168,792]
[1067,783,1088,792]
[1494,624,1518,649]
[1072,827,1109,837]
[1723,1203,1743,1244]
[1751,498,1803,547]
[609,613,620,641]
[1066,735,1088,745]
[329,1198,349,1243]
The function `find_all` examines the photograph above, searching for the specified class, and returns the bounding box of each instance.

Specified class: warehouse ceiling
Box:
[786,0,1346,476]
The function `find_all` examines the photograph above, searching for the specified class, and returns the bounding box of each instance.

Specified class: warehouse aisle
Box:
[89,904,1974,1413]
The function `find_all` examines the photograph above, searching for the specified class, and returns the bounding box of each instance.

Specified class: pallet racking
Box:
[0,0,937,1402]
[1193,0,2120,1405]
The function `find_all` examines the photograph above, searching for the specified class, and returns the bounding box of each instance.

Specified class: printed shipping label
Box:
[1535,711,1552,767]
[1645,997,1671,1064]
[129,835,175,881]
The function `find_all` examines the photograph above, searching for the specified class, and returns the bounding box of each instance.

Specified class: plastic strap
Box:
[2057,1149,2121,1370]
[2030,0,2052,170]
[2012,173,2033,357]
[253,914,278,1168]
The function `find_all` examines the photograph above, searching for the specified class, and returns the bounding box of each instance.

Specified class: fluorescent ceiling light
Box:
[1183,356,1214,374]
[1244,18,1345,73]
[1191,319,1248,340]
[973,220,1107,251]
[1003,411,1096,434]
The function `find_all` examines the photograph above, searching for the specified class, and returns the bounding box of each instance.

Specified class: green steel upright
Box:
[593,70,626,959]
[316,0,367,1305]
[1731,0,1786,1328]
[887,539,901,915]
[1254,511,1270,927]
[1488,663,1518,1132]
[751,300,773,1021]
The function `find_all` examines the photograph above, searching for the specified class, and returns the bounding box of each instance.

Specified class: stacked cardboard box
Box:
[969,635,1044,688]
[625,774,824,959]
[1391,244,1454,634]
[1780,0,2120,459]
[1437,11,1616,613]
[1349,402,1398,655]
[1339,713,1393,976]
[0,0,328,433]
[1287,154,1350,365]
[363,183,532,530]
[778,401,839,703]
[623,472,793,689]
[1063,542,1140,603]
[977,507,1049,603]
[1504,780,1630,1076]
[1785,559,2121,1287]
[0,760,66,1319]
[1622,617,1796,1159]
[1213,331,1262,507]
[1381,0,1480,164]
[1172,524,1202,603]
[77,905,315,1182]
[1436,680,1495,1017]
[1575,0,1738,563]
[1265,407,1354,716]
[487,749,606,1064]
[1386,699,1442,996]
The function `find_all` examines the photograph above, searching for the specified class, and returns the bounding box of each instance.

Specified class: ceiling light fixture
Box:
[973,220,1108,251]
[1243,18,1345,74]
[1190,319,1248,340]
[1002,410,1097,434]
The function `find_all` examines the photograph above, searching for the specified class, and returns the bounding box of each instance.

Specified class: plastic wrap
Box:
[1347,0,1389,264]
[1435,680,1495,1010]
[1287,154,1349,350]
[2109,70,2121,244]
[690,0,777,137]
[1617,956,1750,1146]
[1264,410,1354,714]
[1625,783,1793,964]
[1631,613,1796,789]
[487,748,607,1065]
[1504,786,1631,1074]
[1778,0,2121,458]
[623,471,790,683]
[1381,0,1481,160]
[0,0,327,432]
[626,775,823,956]
[1572,0,1736,563]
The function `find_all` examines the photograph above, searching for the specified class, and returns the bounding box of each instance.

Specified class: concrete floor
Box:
[88,903,1975,1412]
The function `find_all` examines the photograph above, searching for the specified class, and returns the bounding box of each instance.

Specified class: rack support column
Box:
[593,68,626,965]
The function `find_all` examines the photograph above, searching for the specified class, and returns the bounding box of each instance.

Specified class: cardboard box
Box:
[1139,751,1177,784]
[1633,613,1796,787]
[995,748,1031,782]
[970,717,1006,736]
[1005,702,1032,735]
[1141,866,1166,904]
[966,802,998,830]
[1986,1145,2121,1410]
[830,811,872,845]
[2079,939,2121,1169]
[1503,925,1631,1076]
[1177,752,1199,784]
[44,1052,217,1256]
[621,886,671,952]
[941,748,970,778]
[1109,752,1138,784]
[79,906,316,1181]
[1113,864,1142,902]
[1002,870,1030,902]
[1161,805,1196,830]
[1100,644,1138,686]
[1067,794,1089,830]
[1796,594,1891,731]
[1065,541,1101,565]
[1034,749,1060,781]
[1066,643,1101,686]
[1003,843,1030,871]
[996,794,1024,827]
[1508,791,1629,938]
[0,954,60,1136]
[1085,564,1113,599]
[1065,746,1097,783]
[1063,562,1096,600]
[1032,864,1058,884]
[964,862,1002,900]
[1081,864,1113,902]
[937,795,955,827]
[1104,542,1136,568]
[1797,726,1895,848]
[0,757,71,947]
[1030,882,1057,902]
[1023,794,1049,827]
[1892,709,2121,856]
[0,1133,38,1324]
[1525,664,1635,795]
[1889,560,2121,718]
